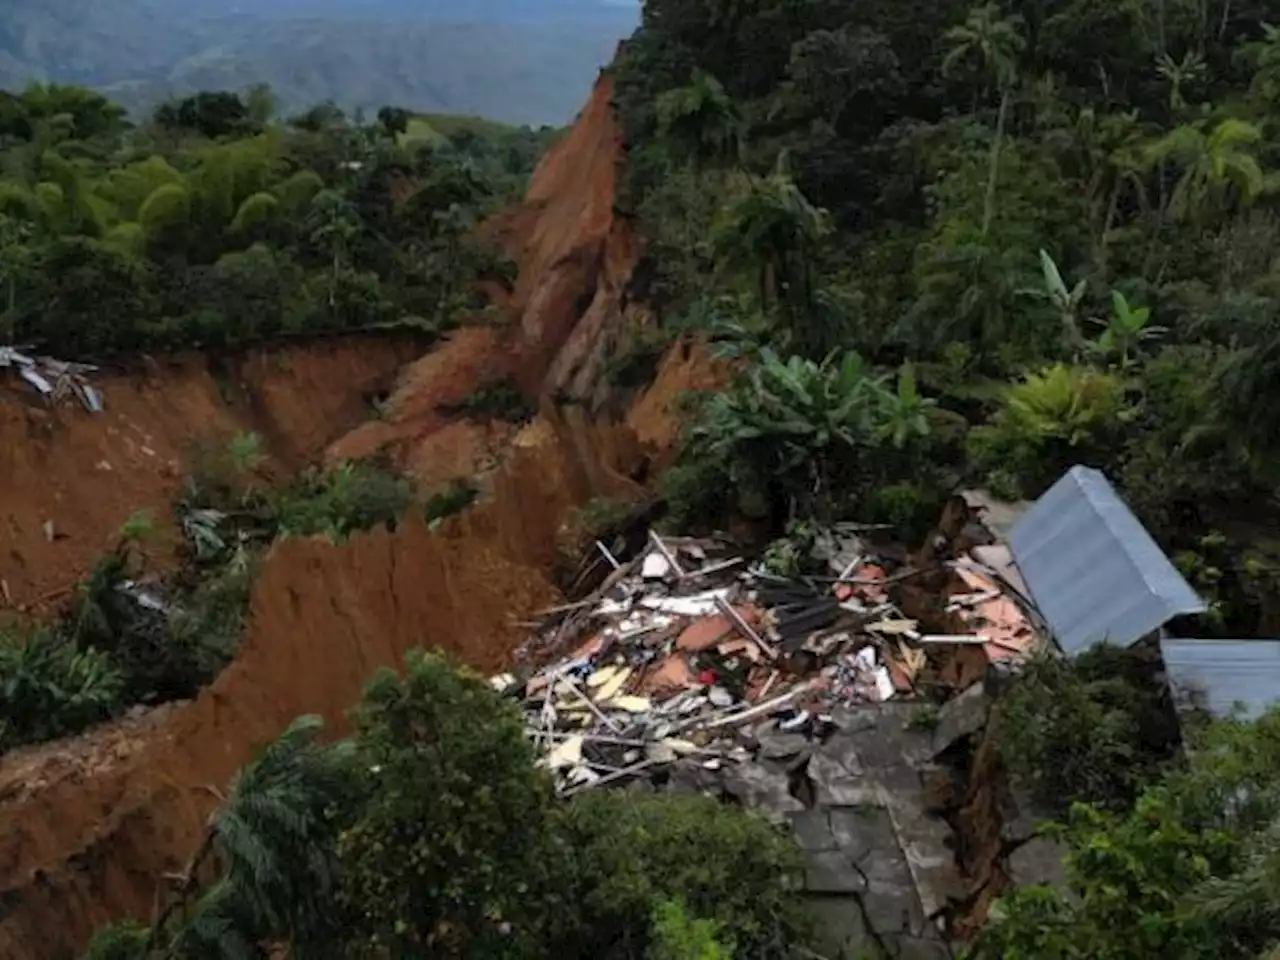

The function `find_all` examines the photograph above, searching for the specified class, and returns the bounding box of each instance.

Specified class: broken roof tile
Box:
[676,614,734,652]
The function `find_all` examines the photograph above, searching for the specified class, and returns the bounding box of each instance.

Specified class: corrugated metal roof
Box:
[1161,638,1280,718]
[1009,465,1206,656]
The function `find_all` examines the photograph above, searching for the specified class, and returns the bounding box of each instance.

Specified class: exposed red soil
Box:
[0,408,647,959]
[485,73,637,401]
[0,73,730,959]
[627,339,732,456]
[0,335,424,617]
[324,326,510,469]
[330,73,633,478]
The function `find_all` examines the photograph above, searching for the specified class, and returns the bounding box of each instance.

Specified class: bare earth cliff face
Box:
[0,74,709,958]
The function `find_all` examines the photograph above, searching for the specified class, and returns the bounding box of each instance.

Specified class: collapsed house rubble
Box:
[496,527,1044,801]
[491,521,1050,958]
[0,345,104,412]
[489,463,1273,956]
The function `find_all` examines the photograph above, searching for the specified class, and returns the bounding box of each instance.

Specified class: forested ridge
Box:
[0,85,552,356]
[10,0,1280,956]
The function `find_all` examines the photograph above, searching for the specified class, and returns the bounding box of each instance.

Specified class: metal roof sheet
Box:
[1161,638,1280,719]
[1009,465,1206,656]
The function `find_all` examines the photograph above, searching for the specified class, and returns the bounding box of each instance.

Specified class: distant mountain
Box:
[0,0,638,126]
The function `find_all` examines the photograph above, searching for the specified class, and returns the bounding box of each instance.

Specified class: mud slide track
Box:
[0,74,707,958]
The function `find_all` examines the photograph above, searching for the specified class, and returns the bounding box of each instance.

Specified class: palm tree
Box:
[1155,50,1207,115]
[711,154,830,352]
[144,715,357,957]
[942,4,1027,237]
[655,69,742,172]
[1145,117,1267,224]
[306,189,361,308]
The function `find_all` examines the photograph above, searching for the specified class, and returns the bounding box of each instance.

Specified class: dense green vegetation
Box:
[0,83,549,357]
[2,0,634,126]
[602,0,1280,954]
[972,662,1280,959]
[82,651,805,959]
[614,0,1280,638]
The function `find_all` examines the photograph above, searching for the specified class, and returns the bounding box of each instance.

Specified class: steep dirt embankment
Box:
[0,334,425,615]
[331,72,640,481]
[0,409,646,959]
[0,74,719,959]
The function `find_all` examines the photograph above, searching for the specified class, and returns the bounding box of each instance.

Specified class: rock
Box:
[662,759,723,796]
[1000,785,1048,845]
[805,895,870,959]
[805,850,868,895]
[757,729,810,760]
[1006,836,1068,889]
[930,684,991,757]
[827,806,879,863]
[891,932,955,959]
[810,752,881,807]
[722,762,804,823]
[790,808,837,853]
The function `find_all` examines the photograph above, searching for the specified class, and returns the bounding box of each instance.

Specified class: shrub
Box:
[997,646,1180,816]
[79,648,815,957]
[647,899,735,960]
[423,477,479,525]
[80,920,149,960]
[969,363,1130,496]
[271,460,414,541]
[674,348,934,525]
[338,650,558,955]
[166,560,253,683]
[443,377,536,423]
[969,709,1280,959]
[552,791,809,958]
[0,633,125,752]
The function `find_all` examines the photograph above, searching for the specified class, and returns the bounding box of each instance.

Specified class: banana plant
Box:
[877,362,937,449]
[1089,291,1166,367]
[1030,248,1089,358]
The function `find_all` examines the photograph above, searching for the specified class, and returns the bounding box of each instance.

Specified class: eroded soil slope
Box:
[0,73,717,959]
[0,334,425,615]
[0,408,649,959]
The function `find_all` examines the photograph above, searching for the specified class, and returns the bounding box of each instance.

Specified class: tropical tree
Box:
[0,213,31,339]
[306,188,361,307]
[655,69,742,171]
[1155,50,1208,115]
[136,715,357,957]
[711,155,830,349]
[942,3,1027,236]
[878,363,936,449]
[687,348,927,519]
[1146,118,1267,224]
[338,650,557,956]
[1030,249,1090,359]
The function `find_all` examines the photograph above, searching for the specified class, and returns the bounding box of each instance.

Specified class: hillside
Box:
[9,0,1280,957]
[0,0,637,125]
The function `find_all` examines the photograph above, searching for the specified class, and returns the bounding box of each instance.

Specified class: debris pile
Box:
[494,526,1042,797]
[0,346,104,412]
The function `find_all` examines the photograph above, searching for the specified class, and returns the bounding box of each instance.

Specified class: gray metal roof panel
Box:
[1009,465,1206,655]
[1161,638,1280,718]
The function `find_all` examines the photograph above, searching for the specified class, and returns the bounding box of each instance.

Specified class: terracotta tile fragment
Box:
[641,655,695,695]
[677,614,733,651]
